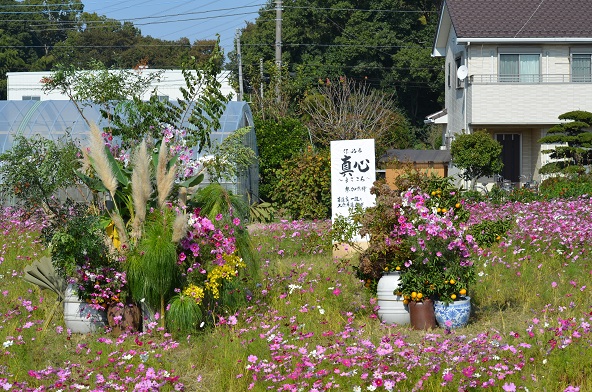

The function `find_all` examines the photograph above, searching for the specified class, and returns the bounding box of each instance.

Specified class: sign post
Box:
[330,139,376,256]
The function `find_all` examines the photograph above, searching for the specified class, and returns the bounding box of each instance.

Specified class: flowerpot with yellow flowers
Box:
[393,188,476,330]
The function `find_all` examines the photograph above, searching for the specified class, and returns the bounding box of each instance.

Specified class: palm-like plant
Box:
[127,209,181,328]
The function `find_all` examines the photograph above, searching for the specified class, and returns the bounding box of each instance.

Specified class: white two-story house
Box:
[430,0,592,184]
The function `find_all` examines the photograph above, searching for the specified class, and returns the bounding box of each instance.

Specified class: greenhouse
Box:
[0,100,259,201]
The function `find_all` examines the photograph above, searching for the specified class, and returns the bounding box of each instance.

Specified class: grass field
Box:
[1,200,591,391]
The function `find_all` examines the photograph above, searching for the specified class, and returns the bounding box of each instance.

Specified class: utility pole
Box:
[259,58,264,101]
[236,29,244,101]
[275,0,282,103]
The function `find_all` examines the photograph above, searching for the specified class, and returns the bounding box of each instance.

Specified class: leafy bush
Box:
[352,182,408,287]
[254,116,309,201]
[0,134,80,213]
[272,147,331,220]
[450,130,503,184]
[468,218,514,248]
[462,184,540,205]
[506,187,540,203]
[539,174,592,199]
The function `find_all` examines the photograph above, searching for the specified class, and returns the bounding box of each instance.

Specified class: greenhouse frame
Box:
[0,100,259,202]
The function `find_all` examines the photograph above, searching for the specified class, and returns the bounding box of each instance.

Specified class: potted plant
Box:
[333,183,412,325]
[393,188,475,329]
[77,124,257,334]
[46,204,118,333]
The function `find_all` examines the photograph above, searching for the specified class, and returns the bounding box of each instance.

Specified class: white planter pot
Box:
[63,284,107,333]
[376,272,410,325]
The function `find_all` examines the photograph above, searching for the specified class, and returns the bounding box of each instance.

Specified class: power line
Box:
[282,6,436,13]
[241,43,430,49]
[26,10,267,32]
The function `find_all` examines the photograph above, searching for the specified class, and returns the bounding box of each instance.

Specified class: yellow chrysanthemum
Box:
[205,253,246,299]
[183,284,205,303]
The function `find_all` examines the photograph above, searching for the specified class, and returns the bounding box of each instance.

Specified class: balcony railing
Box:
[469,74,592,84]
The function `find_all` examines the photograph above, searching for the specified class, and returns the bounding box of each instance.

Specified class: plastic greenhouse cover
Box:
[0,100,254,156]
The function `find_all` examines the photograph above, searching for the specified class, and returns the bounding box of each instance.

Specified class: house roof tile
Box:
[446,0,592,38]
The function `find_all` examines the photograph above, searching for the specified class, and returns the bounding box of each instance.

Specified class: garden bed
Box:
[1,199,591,391]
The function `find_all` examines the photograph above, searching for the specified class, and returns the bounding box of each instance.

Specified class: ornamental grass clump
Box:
[394,189,476,304]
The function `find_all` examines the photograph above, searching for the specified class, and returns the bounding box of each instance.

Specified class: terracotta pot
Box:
[107,302,142,335]
[408,298,437,330]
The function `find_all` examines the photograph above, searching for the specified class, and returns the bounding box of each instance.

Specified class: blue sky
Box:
[82,0,267,57]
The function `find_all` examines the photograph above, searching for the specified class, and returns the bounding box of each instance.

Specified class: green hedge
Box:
[254,116,309,201]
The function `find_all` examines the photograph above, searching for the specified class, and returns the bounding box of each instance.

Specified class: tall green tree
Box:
[51,12,198,69]
[0,0,83,98]
[230,0,443,124]
[539,110,592,175]
[51,13,143,67]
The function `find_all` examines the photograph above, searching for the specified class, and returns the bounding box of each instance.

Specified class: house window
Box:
[499,54,540,82]
[22,96,41,101]
[572,54,592,82]
[455,56,463,88]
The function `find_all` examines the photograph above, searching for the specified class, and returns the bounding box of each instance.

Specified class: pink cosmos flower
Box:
[502,383,517,391]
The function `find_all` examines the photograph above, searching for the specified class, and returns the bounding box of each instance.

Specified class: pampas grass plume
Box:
[88,123,118,197]
[131,140,152,241]
[156,140,176,208]
[172,213,188,243]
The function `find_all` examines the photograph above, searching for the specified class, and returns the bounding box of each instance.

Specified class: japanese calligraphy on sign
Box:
[330,139,376,234]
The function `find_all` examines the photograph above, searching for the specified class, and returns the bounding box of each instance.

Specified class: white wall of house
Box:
[444,42,592,131]
[444,29,468,138]
[6,70,237,101]
[466,44,592,125]
[469,83,592,125]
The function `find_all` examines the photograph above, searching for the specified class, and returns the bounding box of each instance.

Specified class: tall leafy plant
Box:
[450,130,503,188]
[0,134,80,216]
[273,147,331,220]
[42,37,230,149]
[127,209,181,328]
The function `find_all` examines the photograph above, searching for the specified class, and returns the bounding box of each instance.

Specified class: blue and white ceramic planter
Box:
[434,296,471,329]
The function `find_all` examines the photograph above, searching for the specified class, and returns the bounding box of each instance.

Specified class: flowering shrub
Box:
[75,262,127,310]
[394,189,476,304]
[45,204,128,309]
[168,209,248,333]
[344,176,468,292]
